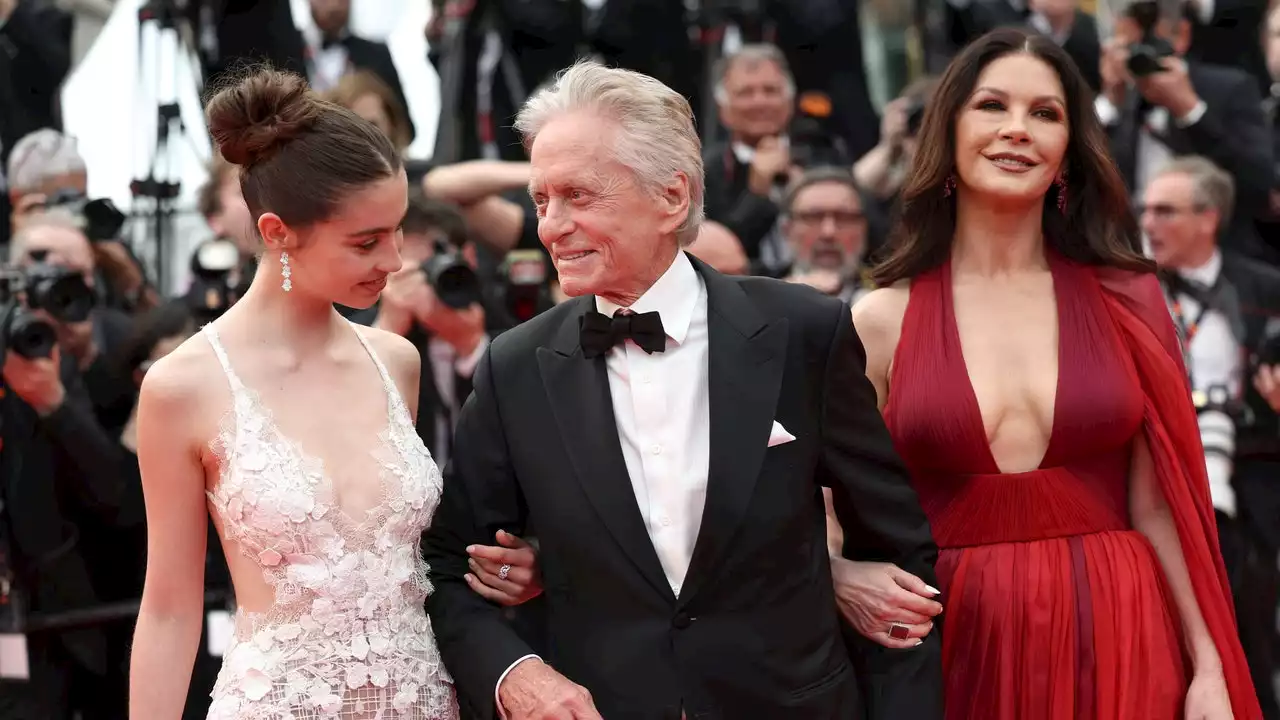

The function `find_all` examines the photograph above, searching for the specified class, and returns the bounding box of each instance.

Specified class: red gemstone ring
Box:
[888,623,911,641]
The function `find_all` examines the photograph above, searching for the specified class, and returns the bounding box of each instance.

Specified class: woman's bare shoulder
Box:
[851,280,911,344]
[136,332,227,450]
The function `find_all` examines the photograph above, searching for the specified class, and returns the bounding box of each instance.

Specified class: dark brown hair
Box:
[871,28,1151,286]
[324,70,413,151]
[205,67,402,231]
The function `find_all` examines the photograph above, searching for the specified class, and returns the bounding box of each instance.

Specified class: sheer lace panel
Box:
[201,324,457,719]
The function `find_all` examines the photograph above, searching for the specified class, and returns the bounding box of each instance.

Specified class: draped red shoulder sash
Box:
[1092,266,1261,720]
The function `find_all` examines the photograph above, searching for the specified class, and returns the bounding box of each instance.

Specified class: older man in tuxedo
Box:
[423,60,942,720]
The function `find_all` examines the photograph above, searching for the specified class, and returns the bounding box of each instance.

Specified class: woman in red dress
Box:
[829,28,1260,719]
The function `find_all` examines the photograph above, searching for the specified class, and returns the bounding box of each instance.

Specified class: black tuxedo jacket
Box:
[424,255,942,720]
[1107,61,1274,261]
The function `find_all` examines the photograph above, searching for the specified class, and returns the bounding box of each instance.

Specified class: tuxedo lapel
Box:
[537,297,675,601]
[679,258,787,604]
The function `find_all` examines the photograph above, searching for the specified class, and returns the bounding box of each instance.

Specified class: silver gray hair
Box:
[1158,155,1235,229]
[6,129,87,193]
[515,60,705,246]
[713,44,795,104]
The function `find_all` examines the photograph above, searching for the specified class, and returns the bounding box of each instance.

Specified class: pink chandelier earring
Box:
[280,251,293,292]
[1055,172,1068,214]
[943,174,956,197]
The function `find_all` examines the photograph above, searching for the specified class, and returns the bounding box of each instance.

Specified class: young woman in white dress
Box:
[128,68,536,719]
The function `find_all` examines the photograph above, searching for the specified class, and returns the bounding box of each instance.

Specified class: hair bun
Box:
[206,68,321,166]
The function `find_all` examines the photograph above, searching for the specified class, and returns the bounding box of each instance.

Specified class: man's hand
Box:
[1099,38,1132,108]
[3,347,66,416]
[498,659,602,720]
[0,0,15,24]
[747,136,791,197]
[830,558,942,649]
[879,98,909,151]
[416,284,486,357]
[1136,57,1202,119]
[374,267,433,336]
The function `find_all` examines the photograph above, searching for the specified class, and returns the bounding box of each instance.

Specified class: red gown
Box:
[883,252,1261,720]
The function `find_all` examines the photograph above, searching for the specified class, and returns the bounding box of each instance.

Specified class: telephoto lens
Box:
[422,241,482,310]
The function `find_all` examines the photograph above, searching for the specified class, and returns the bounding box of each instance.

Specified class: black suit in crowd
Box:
[424,255,942,720]
[1199,251,1280,718]
[0,352,132,719]
[1107,61,1275,262]
[1186,0,1269,95]
[944,1,1100,92]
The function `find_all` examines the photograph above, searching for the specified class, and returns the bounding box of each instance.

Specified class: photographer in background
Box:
[7,129,155,314]
[852,76,937,255]
[1097,0,1274,262]
[365,195,495,466]
[1142,157,1280,717]
[0,216,137,719]
[10,211,137,437]
[779,167,870,302]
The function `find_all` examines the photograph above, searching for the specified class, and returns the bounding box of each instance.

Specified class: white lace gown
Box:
[200,324,459,720]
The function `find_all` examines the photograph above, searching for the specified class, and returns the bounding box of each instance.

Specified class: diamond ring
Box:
[498,564,511,581]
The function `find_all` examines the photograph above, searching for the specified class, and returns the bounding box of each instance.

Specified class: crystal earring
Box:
[943,174,956,197]
[280,250,292,292]
[1055,173,1068,214]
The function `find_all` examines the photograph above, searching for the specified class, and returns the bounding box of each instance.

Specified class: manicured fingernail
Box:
[925,585,941,595]
[914,639,924,646]
[466,545,477,553]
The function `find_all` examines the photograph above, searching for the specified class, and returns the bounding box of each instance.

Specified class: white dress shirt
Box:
[426,335,488,470]
[1165,251,1240,515]
[302,25,350,93]
[596,250,711,596]
[495,251,712,712]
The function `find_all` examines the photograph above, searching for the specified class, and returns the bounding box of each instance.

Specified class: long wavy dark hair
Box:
[871,28,1152,286]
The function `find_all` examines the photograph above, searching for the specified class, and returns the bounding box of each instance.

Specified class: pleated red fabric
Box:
[883,251,1260,719]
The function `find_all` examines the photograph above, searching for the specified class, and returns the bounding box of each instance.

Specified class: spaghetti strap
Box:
[202,324,247,394]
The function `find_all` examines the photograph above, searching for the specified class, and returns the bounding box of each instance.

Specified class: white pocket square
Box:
[767,421,797,448]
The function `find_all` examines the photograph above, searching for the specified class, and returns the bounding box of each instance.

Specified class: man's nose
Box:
[538,200,574,245]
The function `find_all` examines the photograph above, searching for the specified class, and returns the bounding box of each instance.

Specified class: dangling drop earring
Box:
[280,250,293,292]
[943,174,956,197]
[1055,172,1068,214]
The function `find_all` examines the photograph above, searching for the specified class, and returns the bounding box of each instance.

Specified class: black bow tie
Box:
[321,35,346,50]
[579,309,666,359]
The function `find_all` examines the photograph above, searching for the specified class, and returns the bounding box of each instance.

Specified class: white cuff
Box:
[454,334,489,378]
[495,654,541,720]
[1174,100,1208,128]
[1094,95,1120,127]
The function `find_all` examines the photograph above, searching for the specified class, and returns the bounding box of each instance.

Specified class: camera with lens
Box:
[185,237,245,324]
[42,189,127,242]
[422,240,483,310]
[498,250,553,325]
[0,257,97,360]
[1125,0,1175,78]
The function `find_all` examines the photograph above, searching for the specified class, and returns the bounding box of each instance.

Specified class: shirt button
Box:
[651,444,662,455]
[640,373,651,384]
[661,515,672,527]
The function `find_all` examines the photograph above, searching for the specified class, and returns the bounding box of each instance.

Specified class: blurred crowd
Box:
[3,0,1280,717]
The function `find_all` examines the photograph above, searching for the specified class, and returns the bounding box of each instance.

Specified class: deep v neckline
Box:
[942,254,1066,475]
[204,322,401,530]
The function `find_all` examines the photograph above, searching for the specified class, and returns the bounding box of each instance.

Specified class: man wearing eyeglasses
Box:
[779,167,870,303]
[1142,155,1280,718]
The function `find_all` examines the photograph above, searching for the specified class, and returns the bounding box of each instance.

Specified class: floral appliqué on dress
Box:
[202,324,458,720]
